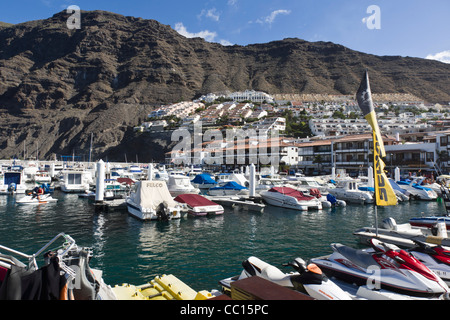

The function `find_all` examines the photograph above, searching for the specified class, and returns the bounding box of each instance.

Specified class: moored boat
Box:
[208,181,248,196]
[167,175,200,197]
[126,180,182,221]
[59,170,92,193]
[328,179,374,204]
[174,193,224,217]
[260,186,322,211]
[396,177,438,201]
[191,173,217,190]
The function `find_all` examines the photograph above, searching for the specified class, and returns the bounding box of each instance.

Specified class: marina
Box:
[1,72,450,301]
[0,182,448,298]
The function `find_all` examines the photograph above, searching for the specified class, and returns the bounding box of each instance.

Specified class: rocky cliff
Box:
[0,10,449,161]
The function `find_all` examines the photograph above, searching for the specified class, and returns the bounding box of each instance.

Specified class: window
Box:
[441,136,448,147]
[68,174,82,185]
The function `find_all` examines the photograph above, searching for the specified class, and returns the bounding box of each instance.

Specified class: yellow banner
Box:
[373,131,397,206]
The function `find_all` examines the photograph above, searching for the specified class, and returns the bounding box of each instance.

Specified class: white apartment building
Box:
[149,102,205,119]
[309,116,435,137]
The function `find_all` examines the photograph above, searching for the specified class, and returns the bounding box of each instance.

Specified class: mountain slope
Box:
[0,10,449,161]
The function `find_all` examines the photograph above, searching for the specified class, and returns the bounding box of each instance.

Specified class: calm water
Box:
[0,192,445,292]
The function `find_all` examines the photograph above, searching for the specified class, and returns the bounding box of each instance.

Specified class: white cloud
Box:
[228,0,238,6]
[220,39,234,46]
[255,9,291,25]
[199,8,220,22]
[174,22,217,42]
[426,50,450,64]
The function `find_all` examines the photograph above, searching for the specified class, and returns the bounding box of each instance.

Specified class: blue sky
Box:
[1,0,449,63]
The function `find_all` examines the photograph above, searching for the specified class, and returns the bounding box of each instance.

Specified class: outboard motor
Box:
[431,220,448,238]
[8,183,16,193]
[382,217,397,230]
[156,202,170,221]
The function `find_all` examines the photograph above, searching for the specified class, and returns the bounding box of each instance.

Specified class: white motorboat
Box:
[59,170,92,193]
[33,171,52,184]
[388,179,410,202]
[328,179,374,204]
[174,194,224,217]
[208,181,249,196]
[353,217,450,248]
[16,193,58,205]
[291,176,330,194]
[167,175,199,197]
[0,170,27,194]
[255,178,285,194]
[126,180,182,221]
[191,173,217,190]
[396,177,438,201]
[260,187,322,211]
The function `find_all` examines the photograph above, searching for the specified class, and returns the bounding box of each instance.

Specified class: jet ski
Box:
[407,240,450,286]
[16,193,58,205]
[310,238,449,299]
[219,256,352,300]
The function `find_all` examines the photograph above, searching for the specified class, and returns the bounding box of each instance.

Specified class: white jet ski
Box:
[16,194,58,205]
[310,239,449,299]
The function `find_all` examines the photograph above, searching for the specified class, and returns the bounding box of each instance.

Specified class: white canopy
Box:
[135,180,176,210]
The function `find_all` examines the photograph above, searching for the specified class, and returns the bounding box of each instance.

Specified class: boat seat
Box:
[331,243,378,270]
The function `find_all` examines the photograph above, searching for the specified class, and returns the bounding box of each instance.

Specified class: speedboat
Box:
[353,217,450,248]
[327,179,373,204]
[191,173,217,190]
[255,178,285,194]
[260,187,322,211]
[409,216,450,230]
[208,181,248,196]
[16,193,58,205]
[310,238,449,299]
[174,194,224,217]
[126,180,182,221]
[291,176,330,195]
[167,175,199,197]
[396,177,438,200]
[219,256,352,300]
[388,179,410,202]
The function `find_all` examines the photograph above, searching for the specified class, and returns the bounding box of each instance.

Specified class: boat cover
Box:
[191,174,217,185]
[134,181,176,209]
[117,177,134,185]
[210,181,247,190]
[268,187,314,201]
[174,194,218,208]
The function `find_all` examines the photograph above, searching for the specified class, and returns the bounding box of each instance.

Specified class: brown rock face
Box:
[0,10,449,161]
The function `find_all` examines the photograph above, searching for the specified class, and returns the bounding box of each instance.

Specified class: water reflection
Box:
[0,191,447,291]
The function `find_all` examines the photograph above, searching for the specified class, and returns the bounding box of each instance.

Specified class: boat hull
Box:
[126,199,181,221]
[260,192,322,211]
